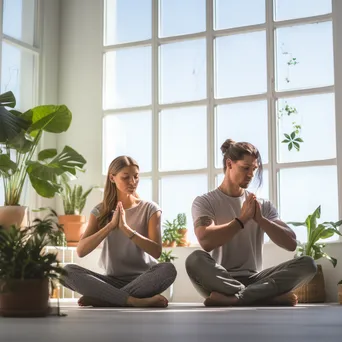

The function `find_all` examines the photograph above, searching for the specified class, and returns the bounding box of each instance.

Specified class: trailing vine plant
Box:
[278,45,304,152]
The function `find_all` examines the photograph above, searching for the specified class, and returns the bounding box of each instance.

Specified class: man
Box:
[186,139,317,306]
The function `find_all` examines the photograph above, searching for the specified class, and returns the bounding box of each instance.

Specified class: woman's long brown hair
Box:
[98,156,139,228]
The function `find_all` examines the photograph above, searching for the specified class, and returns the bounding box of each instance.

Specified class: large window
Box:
[103,0,338,244]
[0,0,40,206]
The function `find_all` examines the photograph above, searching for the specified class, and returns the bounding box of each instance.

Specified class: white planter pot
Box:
[0,206,28,230]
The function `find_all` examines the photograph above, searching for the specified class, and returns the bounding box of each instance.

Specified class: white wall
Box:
[45,0,342,302]
[57,0,104,215]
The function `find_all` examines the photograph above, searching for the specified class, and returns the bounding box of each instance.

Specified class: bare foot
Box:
[267,292,298,306]
[78,296,112,307]
[126,294,168,308]
[204,291,239,307]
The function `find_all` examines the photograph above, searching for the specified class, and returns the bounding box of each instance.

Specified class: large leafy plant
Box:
[289,205,342,267]
[0,209,66,281]
[0,91,86,205]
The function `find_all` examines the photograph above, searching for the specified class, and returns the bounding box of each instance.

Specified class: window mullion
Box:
[266,0,278,207]
[151,0,159,203]
[206,0,214,191]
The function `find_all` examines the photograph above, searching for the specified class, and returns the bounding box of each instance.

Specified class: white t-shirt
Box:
[192,189,279,276]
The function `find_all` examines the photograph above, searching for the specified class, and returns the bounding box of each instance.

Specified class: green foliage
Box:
[162,213,187,245]
[0,91,87,205]
[158,250,177,263]
[338,280,342,285]
[0,209,66,282]
[288,205,342,268]
[60,176,98,215]
[278,51,304,152]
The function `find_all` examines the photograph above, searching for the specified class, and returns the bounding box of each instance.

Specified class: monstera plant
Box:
[0,91,86,206]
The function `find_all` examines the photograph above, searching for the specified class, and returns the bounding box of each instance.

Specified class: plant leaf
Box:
[38,148,58,161]
[0,106,30,143]
[0,91,16,108]
[28,105,72,134]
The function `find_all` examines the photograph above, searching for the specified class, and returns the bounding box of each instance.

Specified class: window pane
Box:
[278,166,339,243]
[274,0,332,22]
[215,31,266,98]
[103,112,152,173]
[275,22,333,91]
[215,101,268,166]
[137,177,152,203]
[159,106,207,171]
[160,39,206,104]
[214,0,265,30]
[3,0,36,45]
[277,93,336,163]
[160,174,208,244]
[104,47,151,109]
[104,0,151,45]
[216,169,269,199]
[1,42,36,111]
[159,0,205,37]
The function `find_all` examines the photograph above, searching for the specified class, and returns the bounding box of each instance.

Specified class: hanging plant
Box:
[278,47,304,152]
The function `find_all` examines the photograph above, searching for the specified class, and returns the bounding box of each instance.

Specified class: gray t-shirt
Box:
[91,200,161,277]
[192,189,278,276]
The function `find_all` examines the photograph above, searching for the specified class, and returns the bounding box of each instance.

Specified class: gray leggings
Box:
[60,262,177,306]
[186,250,317,305]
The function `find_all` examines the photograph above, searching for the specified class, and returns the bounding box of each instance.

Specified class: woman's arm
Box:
[76,212,117,258]
[117,202,162,259]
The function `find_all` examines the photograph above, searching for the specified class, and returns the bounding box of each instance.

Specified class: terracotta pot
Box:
[338,284,342,305]
[162,241,177,248]
[0,206,28,230]
[0,278,49,317]
[58,215,87,246]
[177,228,189,247]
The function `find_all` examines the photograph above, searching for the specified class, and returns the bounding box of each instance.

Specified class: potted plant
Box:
[162,214,190,247]
[176,213,189,247]
[158,249,178,263]
[0,91,86,229]
[338,280,342,305]
[288,205,342,303]
[162,219,182,247]
[158,250,177,301]
[0,209,66,317]
[58,176,98,246]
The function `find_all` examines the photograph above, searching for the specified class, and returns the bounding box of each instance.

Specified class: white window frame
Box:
[103,0,341,242]
[0,0,41,208]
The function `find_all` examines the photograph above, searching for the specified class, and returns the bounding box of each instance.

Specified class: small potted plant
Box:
[158,250,177,301]
[158,250,177,263]
[0,209,66,317]
[58,176,98,246]
[0,91,87,229]
[288,205,342,303]
[162,219,182,247]
[176,213,189,247]
[338,280,342,305]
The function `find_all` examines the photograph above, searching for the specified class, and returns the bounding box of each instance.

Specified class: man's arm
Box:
[195,217,243,252]
[254,201,297,251]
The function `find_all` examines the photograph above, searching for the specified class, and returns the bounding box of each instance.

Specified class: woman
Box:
[61,156,177,307]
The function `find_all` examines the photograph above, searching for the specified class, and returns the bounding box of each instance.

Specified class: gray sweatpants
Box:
[60,262,177,306]
[186,250,317,305]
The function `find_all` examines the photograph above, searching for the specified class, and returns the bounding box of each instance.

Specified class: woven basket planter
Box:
[338,284,342,305]
[294,264,325,303]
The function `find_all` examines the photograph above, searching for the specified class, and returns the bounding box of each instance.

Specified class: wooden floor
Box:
[0,303,341,342]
